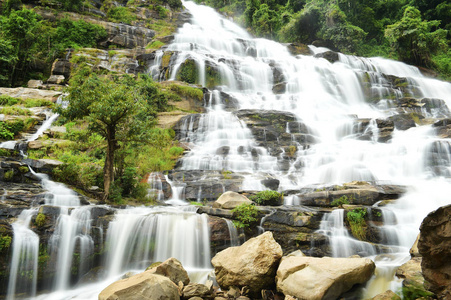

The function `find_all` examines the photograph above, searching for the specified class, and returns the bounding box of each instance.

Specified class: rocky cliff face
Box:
[419,204,451,299]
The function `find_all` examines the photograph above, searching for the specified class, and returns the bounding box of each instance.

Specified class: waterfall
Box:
[4,0,451,298]
[104,206,211,277]
[6,209,39,300]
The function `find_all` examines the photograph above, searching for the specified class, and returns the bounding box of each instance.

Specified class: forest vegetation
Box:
[200,0,450,80]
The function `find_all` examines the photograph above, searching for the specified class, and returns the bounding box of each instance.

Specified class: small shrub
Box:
[221,170,232,179]
[250,190,282,206]
[3,169,14,181]
[331,195,349,207]
[107,6,137,24]
[0,122,14,140]
[146,40,165,50]
[23,98,54,108]
[232,203,260,228]
[0,235,12,252]
[109,182,124,204]
[0,95,19,106]
[0,106,31,115]
[168,84,203,101]
[346,208,367,241]
[18,166,29,173]
[35,213,46,228]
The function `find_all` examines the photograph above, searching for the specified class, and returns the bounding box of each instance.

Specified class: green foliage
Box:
[35,213,46,227]
[23,98,54,108]
[146,40,165,50]
[107,6,137,24]
[232,203,260,228]
[18,166,29,173]
[385,6,448,66]
[331,195,349,207]
[3,169,14,181]
[0,106,31,115]
[250,190,282,206]
[346,208,367,240]
[402,281,435,299]
[167,84,204,101]
[176,59,199,84]
[0,235,12,252]
[0,95,19,106]
[53,18,108,50]
[0,122,14,140]
[432,50,451,81]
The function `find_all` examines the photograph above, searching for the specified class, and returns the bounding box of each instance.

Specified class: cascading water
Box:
[149,0,451,297]
[7,209,39,300]
[4,0,451,299]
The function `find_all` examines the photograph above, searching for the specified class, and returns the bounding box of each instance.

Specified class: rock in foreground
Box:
[211,231,283,296]
[276,256,375,300]
[98,273,180,300]
[419,204,451,299]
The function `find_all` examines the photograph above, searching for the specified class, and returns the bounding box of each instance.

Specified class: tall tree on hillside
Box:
[385,6,448,66]
[61,66,166,199]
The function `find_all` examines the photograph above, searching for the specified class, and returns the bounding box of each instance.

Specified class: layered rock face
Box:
[418,204,451,299]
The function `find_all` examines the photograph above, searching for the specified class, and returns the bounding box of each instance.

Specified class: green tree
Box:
[0,8,43,86]
[62,68,165,199]
[385,6,448,66]
[252,3,280,37]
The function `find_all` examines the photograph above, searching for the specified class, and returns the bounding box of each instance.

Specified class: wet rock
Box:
[22,158,63,173]
[146,257,190,286]
[213,191,253,209]
[272,82,287,94]
[314,51,339,63]
[261,179,280,191]
[211,231,282,296]
[286,43,310,56]
[418,204,451,299]
[396,257,433,299]
[99,273,180,300]
[388,113,419,130]
[410,234,420,258]
[276,256,375,299]
[51,59,72,79]
[371,290,401,300]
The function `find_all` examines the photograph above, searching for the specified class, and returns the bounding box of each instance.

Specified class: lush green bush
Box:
[53,18,108,50]
[331,195,349,207]
[250,190,282,206]
[346,208,367,240]
[0,235,12,252]
[35,213,46,227]
[0,95,19,106]
[107,6,137,24]
[232,203,260,228]
[23,98,54,108]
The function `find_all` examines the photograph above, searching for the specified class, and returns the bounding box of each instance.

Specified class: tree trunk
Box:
[103,126,116,200]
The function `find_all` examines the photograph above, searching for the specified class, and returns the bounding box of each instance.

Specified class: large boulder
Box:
[276,256,375,300]
[98,273,180,300]
[211,231,283,295]
[213,191,253,209]
[146,257,190,286]
[418,204,451,299]
[395,257,432,299]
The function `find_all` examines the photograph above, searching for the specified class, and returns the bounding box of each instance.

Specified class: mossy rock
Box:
[176,58,198,84]
[205,62,221,88]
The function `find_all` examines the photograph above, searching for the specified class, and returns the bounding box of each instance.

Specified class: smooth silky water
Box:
[148,0,451,298]
[4,0,451,298]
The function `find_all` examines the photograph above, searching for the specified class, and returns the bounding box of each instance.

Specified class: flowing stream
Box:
[3,0,451,299]
[149,0,451,297]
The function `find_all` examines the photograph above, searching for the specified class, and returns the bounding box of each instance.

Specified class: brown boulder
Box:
[211,231,283,295]
[98,273,180,300]
[418,204,451,299]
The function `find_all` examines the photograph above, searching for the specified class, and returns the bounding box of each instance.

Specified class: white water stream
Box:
[149,0,451,298]
[4,0,451,299]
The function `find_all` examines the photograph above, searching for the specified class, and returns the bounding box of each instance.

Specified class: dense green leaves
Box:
[385,6,447,66]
